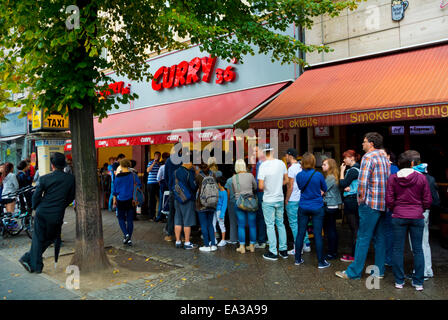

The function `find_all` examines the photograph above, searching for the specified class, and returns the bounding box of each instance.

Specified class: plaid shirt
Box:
[357,149,390,211]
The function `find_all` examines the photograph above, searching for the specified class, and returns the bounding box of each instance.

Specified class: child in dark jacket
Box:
[386,150,432,291]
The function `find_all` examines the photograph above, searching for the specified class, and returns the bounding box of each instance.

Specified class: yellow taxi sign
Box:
[32,107,69,131]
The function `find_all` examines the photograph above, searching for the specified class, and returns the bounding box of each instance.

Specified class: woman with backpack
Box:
[339,150,361,263]
[196,163,220,252]
[112,159,139,246]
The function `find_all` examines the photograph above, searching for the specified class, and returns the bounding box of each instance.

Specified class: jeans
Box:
[295,207,325,264]
[146,183,159,219]
[262,201,287,255]
[392,218,425,286]
[409,210,433,277]
[156,182,167,220]
[117,207,134,238]
[228,200,238,243]
[108,181,114,211]
[346,204,386,279]
[235,206,257,245]
[198,210,216,246]
[286,201,310,247]
[324,207,339,256]
[384,210,394,265]
[343,196,359,257]
[256,191,267,244]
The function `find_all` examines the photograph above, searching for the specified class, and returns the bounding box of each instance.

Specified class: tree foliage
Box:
[0,0,359,120]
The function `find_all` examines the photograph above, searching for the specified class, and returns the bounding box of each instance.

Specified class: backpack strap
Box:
[301,170,316,193]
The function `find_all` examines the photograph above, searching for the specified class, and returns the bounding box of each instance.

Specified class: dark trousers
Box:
[295,207,325,264]
[256,191,267,244]
[164,191,175,236]
[324,207,339,256]
[21,214,62,273]
[344,196,359,256]
[146,183,159,219]
[117,207,134,238]
[198,210,216,246]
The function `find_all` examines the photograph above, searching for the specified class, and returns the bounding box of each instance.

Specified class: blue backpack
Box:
[343,167,360,197]
[174,168,193,204]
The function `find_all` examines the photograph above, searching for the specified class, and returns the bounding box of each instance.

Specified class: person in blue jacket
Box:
[294,152,329,269]
[113,159,140,246]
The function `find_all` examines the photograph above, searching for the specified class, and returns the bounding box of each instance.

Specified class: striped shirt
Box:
[147,160,161,184]
[357,149,390,211]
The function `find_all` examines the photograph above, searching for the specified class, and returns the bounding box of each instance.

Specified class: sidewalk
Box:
[1,207,448,300]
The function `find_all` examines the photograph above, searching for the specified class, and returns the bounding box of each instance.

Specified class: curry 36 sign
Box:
[152,55,236,91]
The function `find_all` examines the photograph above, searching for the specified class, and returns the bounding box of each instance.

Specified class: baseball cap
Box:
[262,143,274,152]
[286,148,298,158]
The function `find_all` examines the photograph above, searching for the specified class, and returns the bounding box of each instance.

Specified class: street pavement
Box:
[1,207,448,300]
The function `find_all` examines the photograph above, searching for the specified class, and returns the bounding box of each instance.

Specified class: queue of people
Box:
[99,131,441,292]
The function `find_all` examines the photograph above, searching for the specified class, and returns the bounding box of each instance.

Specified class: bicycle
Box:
[0,185,35,239]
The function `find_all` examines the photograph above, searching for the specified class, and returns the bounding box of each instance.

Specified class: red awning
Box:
[249,43,448,129]
[84,82,288,148]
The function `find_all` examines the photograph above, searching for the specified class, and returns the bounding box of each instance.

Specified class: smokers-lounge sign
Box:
[64,130,229,151]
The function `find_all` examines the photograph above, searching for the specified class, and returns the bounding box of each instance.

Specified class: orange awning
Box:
[250,43,448,129]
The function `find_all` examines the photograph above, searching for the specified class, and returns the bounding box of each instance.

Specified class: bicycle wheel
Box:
[8,218,23,236]
[25,215,34,239]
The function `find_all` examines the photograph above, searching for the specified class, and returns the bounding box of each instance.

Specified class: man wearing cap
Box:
[19,152,76,273]
[257,144,289,261]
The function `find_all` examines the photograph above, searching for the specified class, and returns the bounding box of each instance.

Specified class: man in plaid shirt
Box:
[336,132,390,280]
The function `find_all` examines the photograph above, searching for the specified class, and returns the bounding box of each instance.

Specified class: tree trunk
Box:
[69,103,110,272]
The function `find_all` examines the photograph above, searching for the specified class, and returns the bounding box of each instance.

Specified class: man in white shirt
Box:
[258,144,289,261]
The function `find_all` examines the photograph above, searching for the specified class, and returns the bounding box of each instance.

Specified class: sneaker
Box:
[340,255,354,262]
[210,245,218,251]
[123,234,130,244]
[254,243,266,249]
[199,246,211,252]
[318,260,331,269]
[294,258,304,266]
[263,252,278,261]
[19,258,32,273]
[164,235,173,242]
[412,282,424,291]
[303,243,311,253]
[184,243,198,250]
[227,240,238,245]
[325,254,337,260]
[335,270,349,279]
[175,242,183,249]
[279,250,288,259]
[217,240,227,247]
[288,248,295,256]
[395,283,404,289]
[127,240,133,246]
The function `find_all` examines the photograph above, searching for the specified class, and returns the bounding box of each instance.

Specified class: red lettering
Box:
[223,66,236,82]
[201,56,216,82]
[215,68,224,84]
[163,65,176,89]
[186,57,201,85]
[174,61,189,87]
[152,67,165,91]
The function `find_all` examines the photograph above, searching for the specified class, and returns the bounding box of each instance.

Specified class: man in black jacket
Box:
[19,152,75,273]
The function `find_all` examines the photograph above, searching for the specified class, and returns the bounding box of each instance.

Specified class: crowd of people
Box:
[104,131,440,291]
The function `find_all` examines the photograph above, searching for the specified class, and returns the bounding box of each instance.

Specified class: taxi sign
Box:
[31,107,69,131]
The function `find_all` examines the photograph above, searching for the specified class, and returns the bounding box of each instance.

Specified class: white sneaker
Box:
[217,240,227,247]
[303,244,311,253]
[254,243,266,249]
[210,245,218,251]
[199,246,211,252]
[288,248,295,255]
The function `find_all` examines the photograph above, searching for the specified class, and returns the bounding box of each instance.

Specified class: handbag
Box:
[132,172,145,206]
[234,174,258,212]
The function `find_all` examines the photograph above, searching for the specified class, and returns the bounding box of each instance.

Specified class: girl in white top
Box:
[2,162,19,214]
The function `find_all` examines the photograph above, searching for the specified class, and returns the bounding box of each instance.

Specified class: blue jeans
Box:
[256,191,267,244]
[197,210,216,246]
[384,210,394,265]
[346,204,386,279]
[117,207,134,238]
[108,181,114,211]
[262,201,287,255]
[392,218,425,286]
[295,207,325,264]
[235,206,257,245]
[286,201,310,246]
